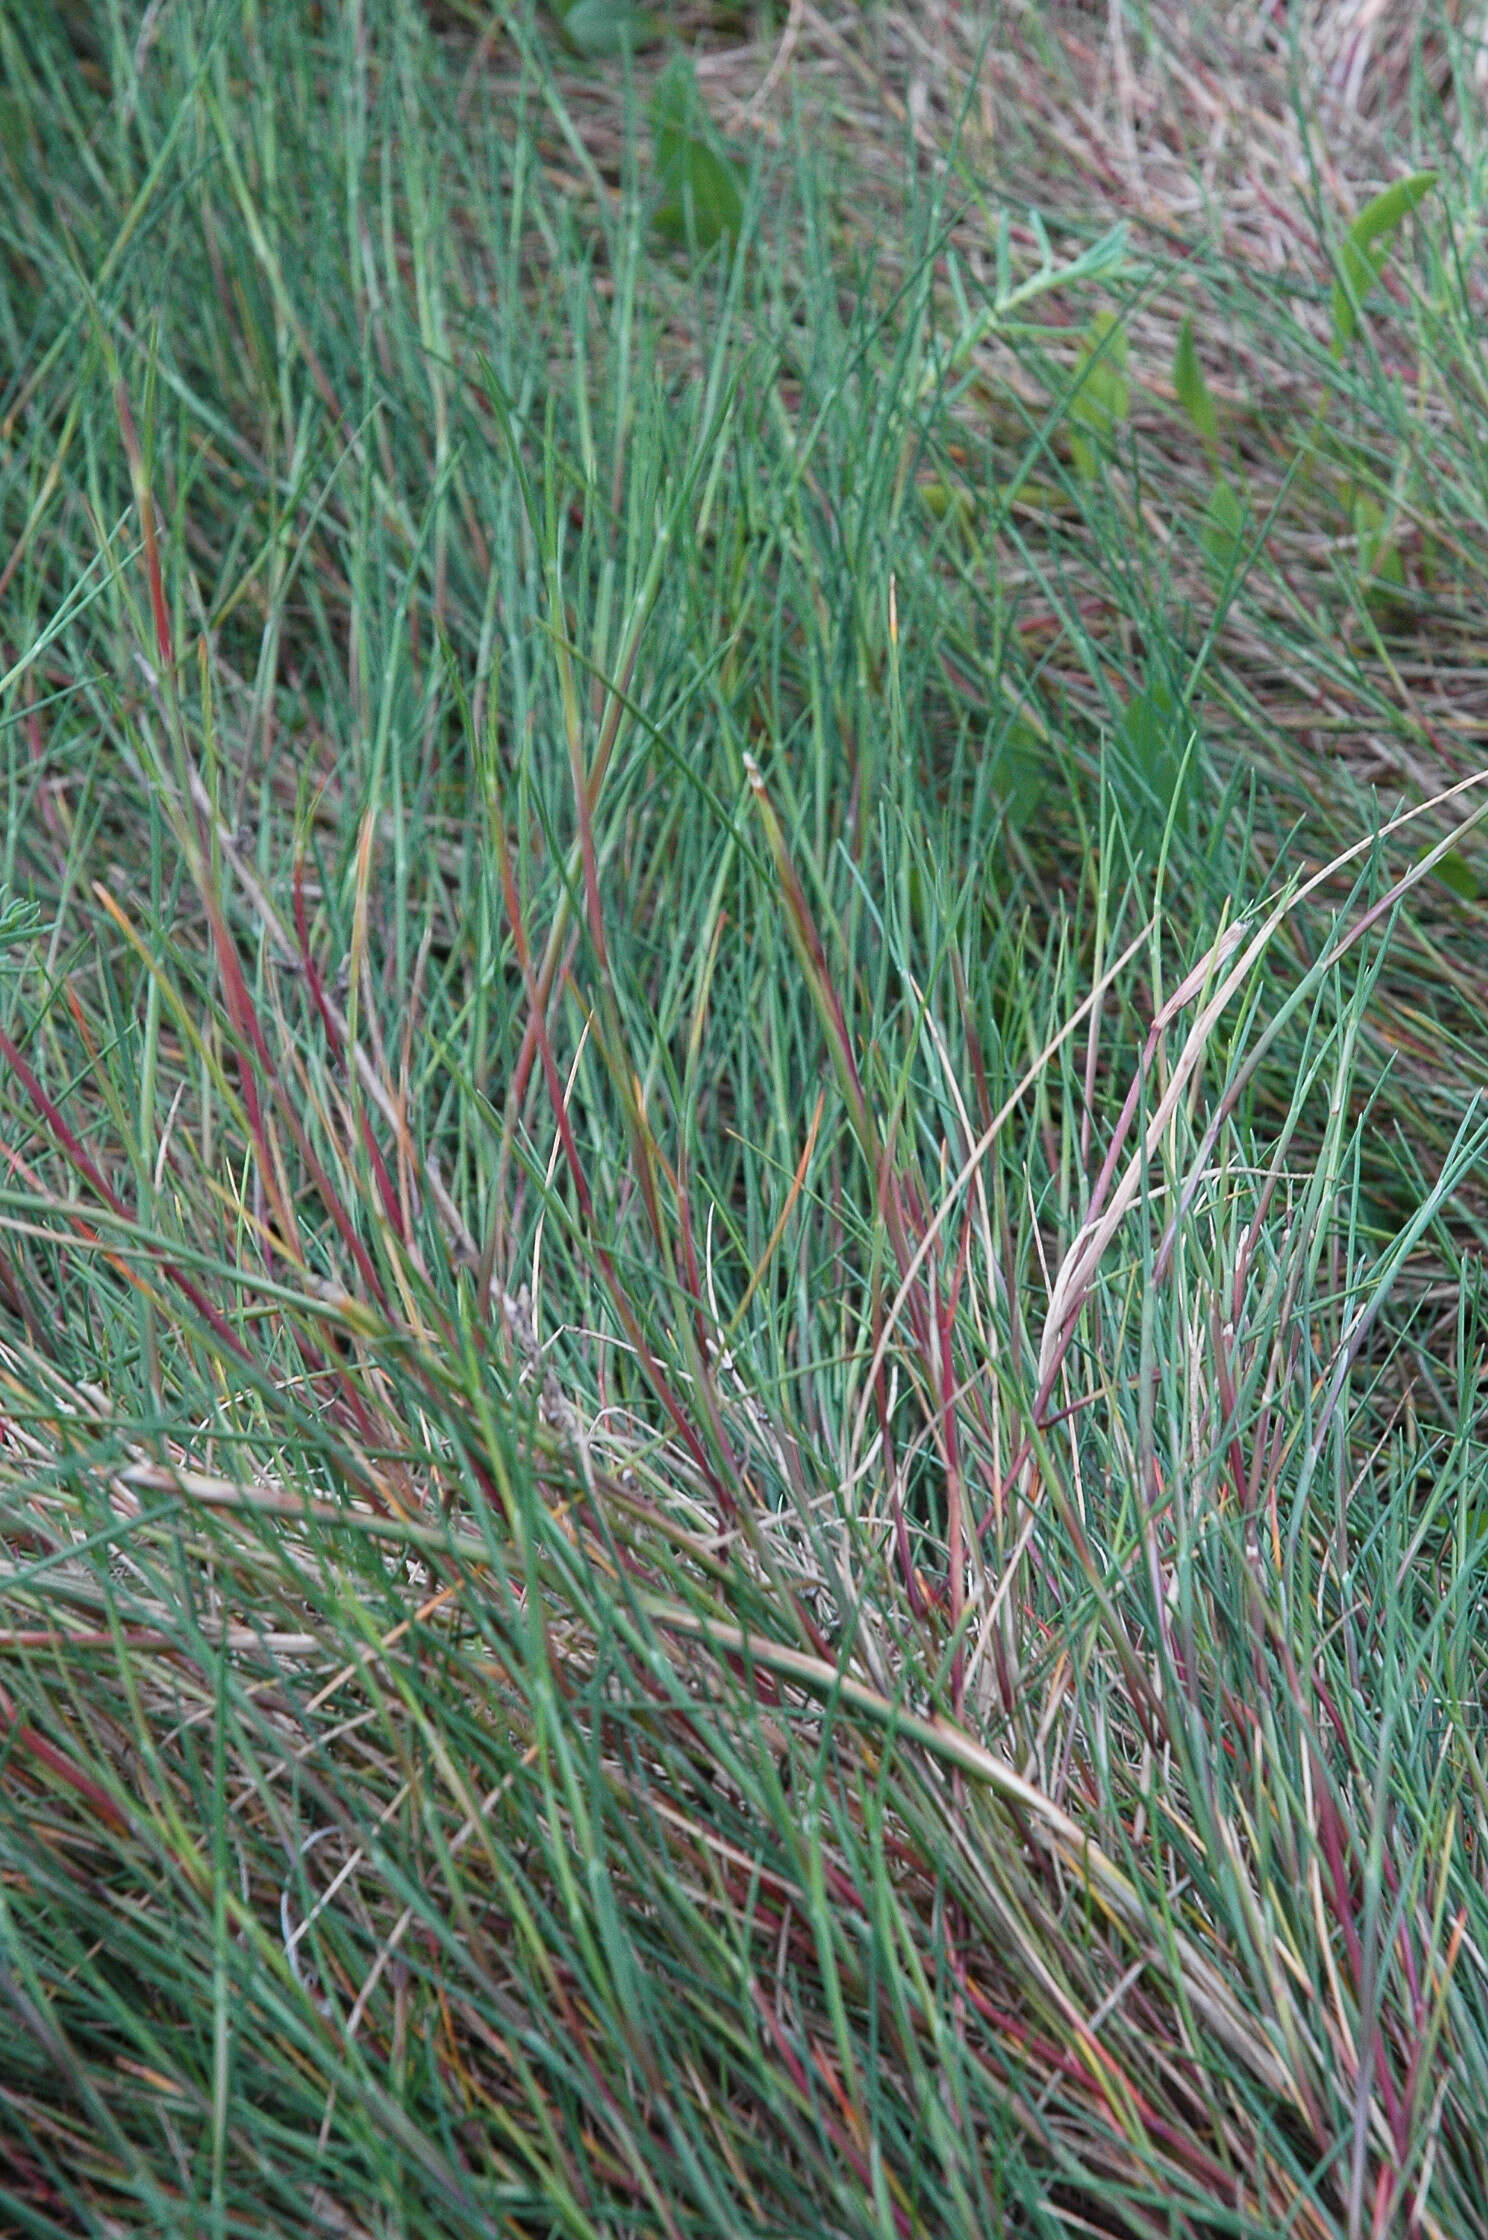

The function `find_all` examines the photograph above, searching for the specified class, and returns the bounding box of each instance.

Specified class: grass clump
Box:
[1,2,1487,2234]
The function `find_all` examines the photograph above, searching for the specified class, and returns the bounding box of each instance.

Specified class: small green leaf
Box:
[1112,678,1197,850]
[649,53,694,136]
[1200,474,1249,592]
[1172,313,1217,448]
[1073,313,1129,429]
[559,0,656,54]
[1349,170,1439,254]
[1067,432,1097,483]
[1067,311,1128,480]
[649,57,745,255]
[987,720,1047,832]
[1353,491,1405,590]
[919,479,976,528]
[1330,170,1437,354]
[1432,850,1479,901]
[652,147,745,253]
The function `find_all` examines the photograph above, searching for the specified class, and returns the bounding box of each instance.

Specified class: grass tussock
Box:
[1,2,1487,2234]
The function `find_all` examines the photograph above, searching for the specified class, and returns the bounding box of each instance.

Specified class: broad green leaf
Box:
[1112,678,1197,850]
[1347,169,1438,258]
[1172,313,1217,448]
[652,145,744,253]
[1433,850,1480,901]
[560,0,656,53]
[1068,311,1128,480]
[649,52,694,135]
[919,479,976,529]
[986,720,1047,832]
[1200,474,1249,592]
[649,56,744,254]
[1076,316,1128,421]
[1353,492,1405,589]
[1330,170,1437,353]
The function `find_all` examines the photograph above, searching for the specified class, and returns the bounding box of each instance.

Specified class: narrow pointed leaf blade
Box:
[1173,313,1217,446]
[1330,170,1437,352]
